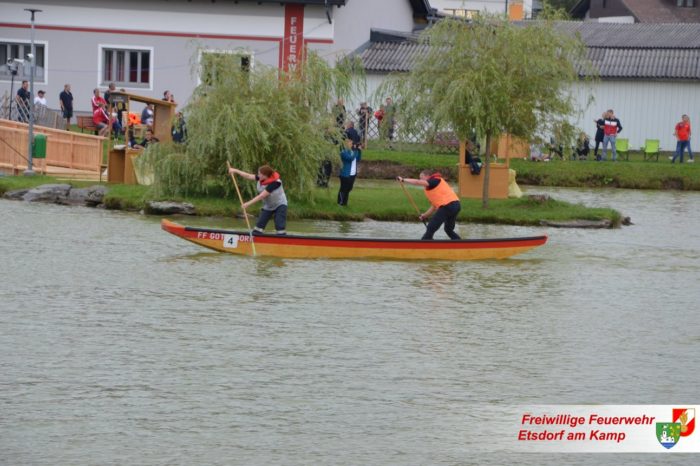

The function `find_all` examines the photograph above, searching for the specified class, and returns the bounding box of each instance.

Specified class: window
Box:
[677,0,694,6]
[100,46,152,88]
[199,50,252,86]
[0,40,47,82]
[444,8,479,19]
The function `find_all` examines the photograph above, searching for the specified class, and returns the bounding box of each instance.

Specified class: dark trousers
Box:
[422,201,461,240]
[317,160,332,187]
[337,175,356,206]
[594,139,603,159]
[255,205,287,234]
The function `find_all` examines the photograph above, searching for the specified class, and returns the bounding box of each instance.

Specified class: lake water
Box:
[1,187,698,465]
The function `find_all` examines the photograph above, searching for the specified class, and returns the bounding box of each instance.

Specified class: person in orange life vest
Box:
[396,170,461,240]
[228,165,288,235]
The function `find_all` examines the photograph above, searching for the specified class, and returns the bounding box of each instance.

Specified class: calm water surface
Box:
[1,187,698,465]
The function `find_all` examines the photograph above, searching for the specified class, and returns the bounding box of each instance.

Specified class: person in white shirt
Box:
[34,90,47,106]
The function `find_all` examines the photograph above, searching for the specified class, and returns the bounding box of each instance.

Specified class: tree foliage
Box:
[379,14,595,206]
[137,51,364,199]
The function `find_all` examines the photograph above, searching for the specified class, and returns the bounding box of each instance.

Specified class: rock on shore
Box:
[3,184,108,207]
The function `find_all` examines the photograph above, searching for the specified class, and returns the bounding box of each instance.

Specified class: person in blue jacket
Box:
[338,138,361,206]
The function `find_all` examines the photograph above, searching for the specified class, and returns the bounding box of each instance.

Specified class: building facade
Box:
[429,0,542,19]
[570,0,700,23]
[356,21,700,151]
[0,0,431,114]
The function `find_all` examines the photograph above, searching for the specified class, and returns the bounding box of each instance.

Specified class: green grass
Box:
[359,147,700,190]
[292,181,620,226]
[510,155,700,190]
[0,175,622,227]
[362,148,459,169]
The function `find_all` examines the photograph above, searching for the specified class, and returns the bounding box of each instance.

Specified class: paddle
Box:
[226,161,257,257]
[398,179,428,227]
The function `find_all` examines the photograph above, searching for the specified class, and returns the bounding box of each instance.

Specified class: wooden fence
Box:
[0,118,105,176]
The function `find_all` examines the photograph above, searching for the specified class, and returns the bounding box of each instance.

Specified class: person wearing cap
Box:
[34,90,47,106]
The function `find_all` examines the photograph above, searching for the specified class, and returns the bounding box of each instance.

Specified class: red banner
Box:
[281,3,305,72]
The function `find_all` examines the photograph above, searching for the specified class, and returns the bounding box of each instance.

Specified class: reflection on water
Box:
[1,187,699,465]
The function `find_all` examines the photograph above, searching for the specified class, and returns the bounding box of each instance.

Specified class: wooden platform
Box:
[0,161,100,181]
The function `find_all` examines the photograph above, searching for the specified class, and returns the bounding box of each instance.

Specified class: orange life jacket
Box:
[259,171,280,186]
[424,177,459,208]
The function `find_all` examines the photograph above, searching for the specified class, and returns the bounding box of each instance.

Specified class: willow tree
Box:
[382,13,594,207]
[137,51,363,199]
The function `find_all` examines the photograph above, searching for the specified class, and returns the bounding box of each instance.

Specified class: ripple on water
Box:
[1,191,699,465]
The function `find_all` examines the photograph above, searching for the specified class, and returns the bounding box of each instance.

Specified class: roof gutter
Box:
[325,0,332,24]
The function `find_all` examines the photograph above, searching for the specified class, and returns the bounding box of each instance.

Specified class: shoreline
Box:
[1,177,625,229]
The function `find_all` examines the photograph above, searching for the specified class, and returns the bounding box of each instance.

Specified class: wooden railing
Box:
[0,119,105,175]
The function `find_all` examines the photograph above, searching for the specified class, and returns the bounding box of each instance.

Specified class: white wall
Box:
[429,0,538,18]
[571,80,700,151]
[331,0,415,63]
[0,0,332,40]
[0,1,422,112]
[0,0,347,112]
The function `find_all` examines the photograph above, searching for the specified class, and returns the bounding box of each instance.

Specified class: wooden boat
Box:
[162,219,547,260]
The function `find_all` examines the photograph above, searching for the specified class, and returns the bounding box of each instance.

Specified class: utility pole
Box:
[24,8,42,176]
[7,61,18,120]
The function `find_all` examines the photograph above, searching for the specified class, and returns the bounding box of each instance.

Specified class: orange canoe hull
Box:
[161,219,547,260]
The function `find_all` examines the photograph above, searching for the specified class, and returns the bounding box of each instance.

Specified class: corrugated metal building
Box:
[355,22,700,151]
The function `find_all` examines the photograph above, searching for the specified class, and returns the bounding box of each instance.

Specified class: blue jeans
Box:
[672,140,693,163]
[255,205,287,234]
[601,135,617,161]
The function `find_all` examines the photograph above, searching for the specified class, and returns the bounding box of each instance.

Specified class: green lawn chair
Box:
[615,138,629,161]
[641,139,660,162]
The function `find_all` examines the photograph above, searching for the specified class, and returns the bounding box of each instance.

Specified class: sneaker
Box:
[668,156,674,160]
[688,159,695,163]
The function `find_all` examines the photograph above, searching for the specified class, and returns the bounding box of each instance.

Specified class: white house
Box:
[355,21,700,151]
[429,0,543,19]
[0,0,433,114]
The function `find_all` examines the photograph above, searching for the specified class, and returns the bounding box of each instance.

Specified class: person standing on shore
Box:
[333,98,346,129]
[396,170,461,240]
[601,109,623,161]
[59,84,74,130]
[671,114,694,163]
[338,138,360,206]
[16,80,30,123]
[357,102,373,144]
[593,112,605,160]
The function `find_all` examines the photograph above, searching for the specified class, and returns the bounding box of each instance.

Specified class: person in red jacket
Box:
[671,114,694,163]
[91,88,106,112]
[93,102,110,137]
[601,109,623,161]
[397,170,461,240]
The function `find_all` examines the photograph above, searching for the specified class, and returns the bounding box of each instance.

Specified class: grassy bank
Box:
[0,175,622,227]
[361,147,700,190]
[510,157,700,190]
